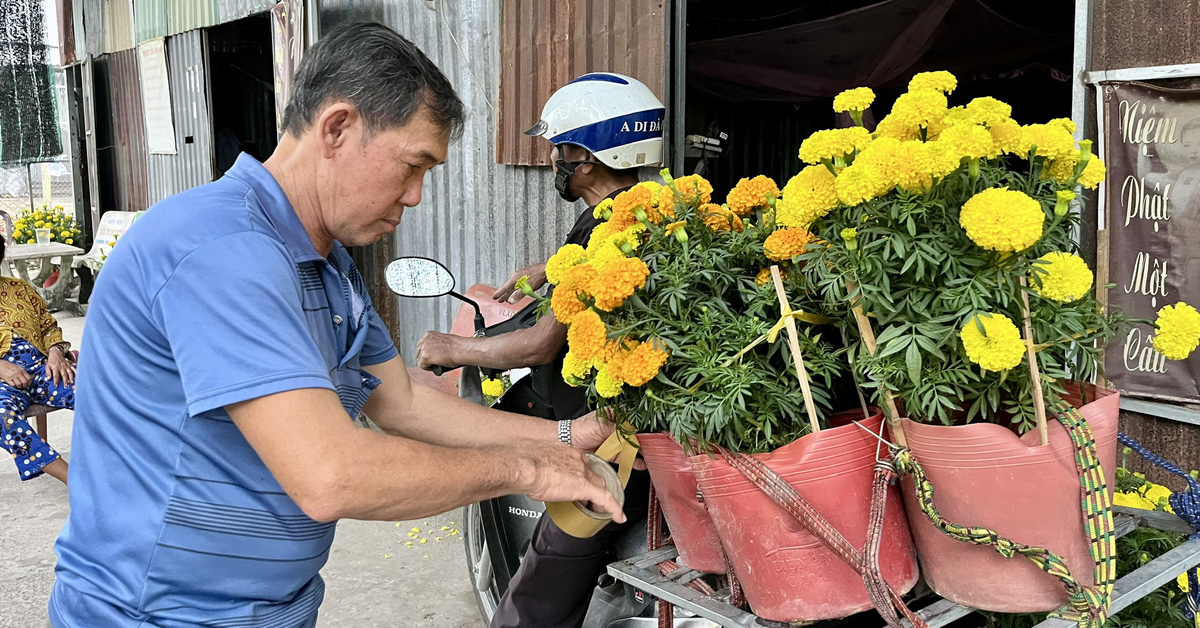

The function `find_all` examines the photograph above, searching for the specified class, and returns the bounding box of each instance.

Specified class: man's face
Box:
[317,105,449,247]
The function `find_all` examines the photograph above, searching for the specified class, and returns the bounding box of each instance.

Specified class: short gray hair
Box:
[282,22,465,141]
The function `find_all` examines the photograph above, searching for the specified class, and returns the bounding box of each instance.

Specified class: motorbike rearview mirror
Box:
[386,257,456,298]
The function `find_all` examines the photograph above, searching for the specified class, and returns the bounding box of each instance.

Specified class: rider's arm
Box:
[416,312,567,371]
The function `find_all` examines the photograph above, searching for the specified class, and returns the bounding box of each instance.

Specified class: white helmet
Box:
[525,72,666,170]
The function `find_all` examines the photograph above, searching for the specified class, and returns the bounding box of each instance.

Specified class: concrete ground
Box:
[0,311,485,628]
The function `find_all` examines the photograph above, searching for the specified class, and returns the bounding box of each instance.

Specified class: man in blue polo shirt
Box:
[50,22,623,628]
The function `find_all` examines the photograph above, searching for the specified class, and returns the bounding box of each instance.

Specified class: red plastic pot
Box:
[898,383,1119,612]
[691,414,919,622]
[637,432,726,574]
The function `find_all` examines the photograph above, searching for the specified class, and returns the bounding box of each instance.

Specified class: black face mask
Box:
[554,157,580,202]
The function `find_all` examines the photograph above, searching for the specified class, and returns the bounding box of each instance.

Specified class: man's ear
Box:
[315,102,361,159]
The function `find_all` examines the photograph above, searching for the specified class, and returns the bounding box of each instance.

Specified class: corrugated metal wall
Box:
[218,0,278,24]
[133,0,225,43]
[101,0,135,52]
[93,49,149,212]
[148,29,213,203]
[321,0,592,359]
[497,0,668,166]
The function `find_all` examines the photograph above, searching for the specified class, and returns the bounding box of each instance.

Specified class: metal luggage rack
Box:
[607,508,1200,628]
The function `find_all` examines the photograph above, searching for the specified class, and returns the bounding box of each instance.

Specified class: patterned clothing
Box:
[0,276,66,357]
[0,336,74,480]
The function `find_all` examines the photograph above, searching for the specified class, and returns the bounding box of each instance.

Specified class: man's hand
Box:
[415,331,462,372]
[45,347,75,386]
[518,441,626,523]
[0,360,31,389]
[493,263,547,303]
[569,410,615,453]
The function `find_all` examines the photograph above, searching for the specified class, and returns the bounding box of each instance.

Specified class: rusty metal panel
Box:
[57,0,77,64]
[148,30,213,204]
[319,1,586,358]
[101,0,135,52]
[497,0,668,166]
[1092,0,1200,71]
[1120,409,1200,488]
[218,0,277,24]
[95,49,149,212]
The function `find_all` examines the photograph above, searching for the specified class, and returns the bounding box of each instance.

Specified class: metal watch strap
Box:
[557,419,572,447]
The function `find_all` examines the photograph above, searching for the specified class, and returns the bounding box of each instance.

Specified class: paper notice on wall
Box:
[138,38,177,155]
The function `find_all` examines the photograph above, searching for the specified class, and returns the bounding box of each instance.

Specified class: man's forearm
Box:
[448,315,566,370]
[382,381,559,447]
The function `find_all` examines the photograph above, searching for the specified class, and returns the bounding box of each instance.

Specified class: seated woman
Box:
[0,238,75,484]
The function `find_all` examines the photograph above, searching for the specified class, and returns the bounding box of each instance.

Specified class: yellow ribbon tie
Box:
[720,307,833,368]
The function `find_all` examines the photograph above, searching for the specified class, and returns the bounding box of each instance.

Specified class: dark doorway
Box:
[207,13,276,179]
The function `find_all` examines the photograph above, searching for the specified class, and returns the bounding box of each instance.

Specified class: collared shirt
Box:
[50,155,398,627]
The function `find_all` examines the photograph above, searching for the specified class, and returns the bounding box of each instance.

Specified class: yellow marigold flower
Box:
[595,366,624,398]
[987,118,1024,156]
[621,340,670,386]
[660,174,713,208]
[937,123,995,161]
[545,244,586,285]
[700,203,744,233]
[590,257,650,311]
[875,113,921,142]
[561,351,594,385]
[1018,123,1077,161]
[890,89,948,130]
[833,87,875,113]
[908,71,957,94]
[959,187,1045,252]
[754,268,773,286]
[634,180,675,223]
[1048,117,1077,134]
[1078,156,1106,189]
[960,313,1026,372]
[776,166,838,228]
[764,228,812,261]
[798,127,872,164]
[726,175,779,216]
[964,97,1013,126]
[835,162,889,206]
[551,264,597,323]
[1153,302,1200,361]
[567,309,607,360]
[1045,155,1078,183]
[1031,252,1093,303]
[593,198,615,220]
[481,378,506,397]
[1114,491,1158,511]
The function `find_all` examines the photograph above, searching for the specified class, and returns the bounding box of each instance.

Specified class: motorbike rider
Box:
[415,72,665,628]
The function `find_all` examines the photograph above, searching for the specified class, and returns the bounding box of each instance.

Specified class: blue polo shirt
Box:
[50,155,398,627]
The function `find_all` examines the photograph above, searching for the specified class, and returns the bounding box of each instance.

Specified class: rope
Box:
[1115,431,1200,624]
[892,403,1116,627]
[718,447,927,628]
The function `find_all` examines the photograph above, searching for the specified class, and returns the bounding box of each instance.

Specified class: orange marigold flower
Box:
[589,257,650,311]
[610,185,655,228]
[659,174,714,209]
[551,263,597,323]
[620,339,670,386]
[701,203,744,232]
[764,228,812,261]
[726,175,779,216]
[566,309,607,360]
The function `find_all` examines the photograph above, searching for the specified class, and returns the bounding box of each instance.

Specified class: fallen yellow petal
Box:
[406,542,413,548]
[436,537,443,541]
[411,527,420,533]
[420,538,428,544]
[384,554,392,559]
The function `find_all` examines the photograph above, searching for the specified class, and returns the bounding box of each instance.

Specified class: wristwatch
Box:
[557,419,573,447]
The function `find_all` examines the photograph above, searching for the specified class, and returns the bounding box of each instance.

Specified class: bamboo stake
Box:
[846,280,909,448]
[1019,276,1050,446]
[770,265,821,434]
[1094,230,1111,389]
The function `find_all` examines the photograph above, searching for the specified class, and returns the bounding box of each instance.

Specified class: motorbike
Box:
[386,256,709,628]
